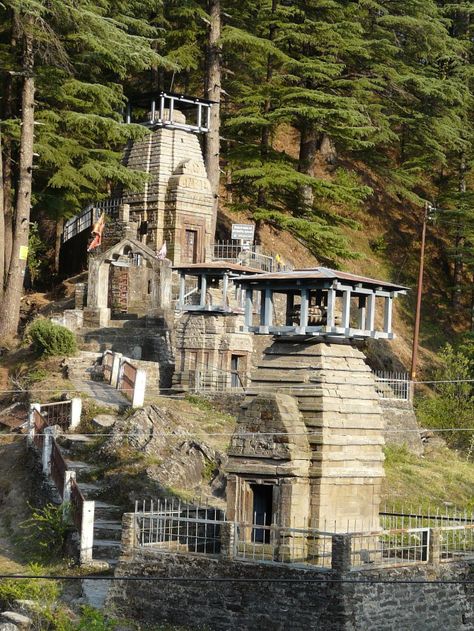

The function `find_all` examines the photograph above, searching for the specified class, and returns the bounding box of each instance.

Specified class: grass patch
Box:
[382,445,474,512]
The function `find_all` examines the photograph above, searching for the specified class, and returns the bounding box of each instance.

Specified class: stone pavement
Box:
[70,377,128,409]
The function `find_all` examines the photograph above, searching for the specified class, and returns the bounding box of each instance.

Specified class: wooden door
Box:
[184,229,198,263]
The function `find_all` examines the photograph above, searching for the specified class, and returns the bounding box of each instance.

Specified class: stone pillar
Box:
[429,528,441,565]
[121,513,138,558]
[80,500,95,565]
[119,203,130,223]
[27,403,41,446]
[42,427,55,475]
[331,534,352,572]
[220,522,236,559]
[74,283,87,309]
[132,369,147,408]
[70,398,82,430]
[110,352,123,388]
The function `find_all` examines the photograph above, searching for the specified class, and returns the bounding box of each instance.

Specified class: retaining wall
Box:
[107,549,474,631]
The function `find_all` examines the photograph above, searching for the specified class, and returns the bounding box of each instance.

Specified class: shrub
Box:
[27,319,77,357]
[415,343,474,451]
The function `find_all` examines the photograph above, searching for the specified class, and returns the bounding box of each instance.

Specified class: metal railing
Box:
[62,198,122,243]
[188,367,245,393]
[136,500,224,555]
[39,401,72,431]
[33,409,46,450]
[211,242,277,272]
[131,502,474,569]
[374,371,411,401]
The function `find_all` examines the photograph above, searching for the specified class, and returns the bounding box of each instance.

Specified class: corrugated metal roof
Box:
[233,266,408,291]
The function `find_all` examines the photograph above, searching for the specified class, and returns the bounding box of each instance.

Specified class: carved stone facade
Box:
[119,110,214,263]
[227,339,385,532]
[173,313,253,392]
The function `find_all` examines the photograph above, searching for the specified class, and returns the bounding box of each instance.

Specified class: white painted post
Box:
[222,273,228,310]
[326,288,336,328]
[80,500,95,565]
[342,289,351,331]
[299,288,309,332]
[263,287,273,330]
[69,398,82,430]
[383,295,393,334]
[42,427,55,475]
[244,288,253,329]
[358,296,367,330]
[63,470,76,504]
[28,403,41,445]
[110,352,123,388]
[132,369,147,408]
[178,272,186,309]
[200,274,207,308]
[365,293,376,332]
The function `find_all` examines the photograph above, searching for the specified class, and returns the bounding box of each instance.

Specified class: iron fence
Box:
[211,242,276,272]
[136,500,224,555]
[39,401,72,431]
[374,371,411,401]
[33,409,46,450]
[350,527,429,569]
[188,367,245,393]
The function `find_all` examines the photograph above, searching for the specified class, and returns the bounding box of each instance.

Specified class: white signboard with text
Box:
[231,223,255,242]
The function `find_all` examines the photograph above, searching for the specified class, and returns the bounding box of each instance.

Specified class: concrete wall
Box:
[107,549,474,631]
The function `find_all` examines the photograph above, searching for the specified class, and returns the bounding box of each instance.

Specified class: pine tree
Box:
[0,0,167,336]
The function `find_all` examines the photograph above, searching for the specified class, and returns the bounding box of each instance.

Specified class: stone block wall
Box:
[107,549,474,631]
[380,399,423,455]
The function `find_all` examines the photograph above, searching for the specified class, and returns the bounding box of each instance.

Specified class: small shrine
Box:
[172,262,262,392]
[226,267,408,548]
[234,266,407,338]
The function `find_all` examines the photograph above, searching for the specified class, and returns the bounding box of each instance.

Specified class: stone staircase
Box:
[65,350,103,381]
[59,432,126,608]
[60,434,124,570]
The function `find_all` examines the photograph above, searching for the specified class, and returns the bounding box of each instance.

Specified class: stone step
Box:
[93,539,122,559]
[94,501,124,520]
[60,434,94,451]
[64,460,96,475]
[81,578,113,609]
[78,482,103,498]
[94,519,122,541]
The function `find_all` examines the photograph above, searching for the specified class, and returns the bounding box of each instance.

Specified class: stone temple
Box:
[227,269,407,535]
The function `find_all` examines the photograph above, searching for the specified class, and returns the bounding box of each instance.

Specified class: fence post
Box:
[121,513,138,558]
[70,398,82,430]
[110,352,123,388]
[220,521,235,559]
[80,500,95,564]
[331,534,352,572]
[132,369,146,408]
[27,403,41,446]
[42,427,55,475]
[428,528,440,565]
[63,470,76,506]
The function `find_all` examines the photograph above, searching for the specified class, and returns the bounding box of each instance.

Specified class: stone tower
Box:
[119,108,214,264]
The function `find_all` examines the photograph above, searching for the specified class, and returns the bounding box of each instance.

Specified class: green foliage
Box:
[416,343,474,451]
[0,564,59,609]
[74,606,119,631]
[27,222,49,286]
[184,393,214,412]
[27,319,77,357]
[16,503,71,563]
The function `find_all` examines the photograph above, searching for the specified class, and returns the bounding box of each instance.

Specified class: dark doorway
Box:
[184,229,198,263]
[231,354,240,388]
[251,484,273,543]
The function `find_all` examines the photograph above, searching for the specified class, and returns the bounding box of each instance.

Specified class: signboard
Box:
[231,223,255,242]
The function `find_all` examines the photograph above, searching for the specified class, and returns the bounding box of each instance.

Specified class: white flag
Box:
[157,241,167,260]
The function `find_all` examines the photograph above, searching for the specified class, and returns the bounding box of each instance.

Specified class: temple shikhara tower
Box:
[226,269,407,535]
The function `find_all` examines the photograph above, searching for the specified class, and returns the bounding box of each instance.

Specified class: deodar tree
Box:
[0,0,167,338]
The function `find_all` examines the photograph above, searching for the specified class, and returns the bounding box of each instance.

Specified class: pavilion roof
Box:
[234,266,408,292]
[173,262,264,275]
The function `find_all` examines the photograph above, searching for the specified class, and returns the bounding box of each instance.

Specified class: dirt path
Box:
[0,437,33,573]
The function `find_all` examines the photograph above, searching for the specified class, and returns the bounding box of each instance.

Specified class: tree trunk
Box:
[205,0,221,240]
[0,130,4,298]
[54,216,64,273]
[297,126,321,213]
[255,0,277,245]
[0,24,35,338]
[452,156,466,313]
